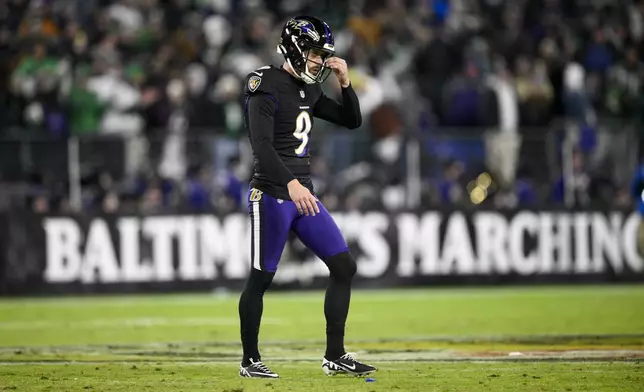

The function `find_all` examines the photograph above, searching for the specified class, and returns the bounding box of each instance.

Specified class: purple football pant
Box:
[247,188,349,272]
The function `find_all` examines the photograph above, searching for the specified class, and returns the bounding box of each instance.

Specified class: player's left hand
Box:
[326,57,350,88]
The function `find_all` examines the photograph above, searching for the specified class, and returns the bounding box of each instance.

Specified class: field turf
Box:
[0,285,643,391]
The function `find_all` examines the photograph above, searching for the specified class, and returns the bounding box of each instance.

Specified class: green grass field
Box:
[1,285,643,391]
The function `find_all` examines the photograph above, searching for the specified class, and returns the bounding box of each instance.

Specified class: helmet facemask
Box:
[280,41,334,84]
[299,48,333,84]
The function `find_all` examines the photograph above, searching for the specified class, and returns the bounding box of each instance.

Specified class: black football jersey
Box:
[243,65,362,200]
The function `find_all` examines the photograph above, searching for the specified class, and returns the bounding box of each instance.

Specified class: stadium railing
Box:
[0,118,638,211]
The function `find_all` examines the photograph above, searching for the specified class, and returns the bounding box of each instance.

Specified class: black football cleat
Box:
[322,352,376,376]
[239,359,279,378]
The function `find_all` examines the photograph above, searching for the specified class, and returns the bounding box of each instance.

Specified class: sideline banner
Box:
[1,210,642,294]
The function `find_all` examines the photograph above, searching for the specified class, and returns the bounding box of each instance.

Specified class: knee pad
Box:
[325,251,357,283]
[244,268,275,294]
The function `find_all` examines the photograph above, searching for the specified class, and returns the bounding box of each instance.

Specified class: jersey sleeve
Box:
[245,72,296,187]
[313,83,362,129]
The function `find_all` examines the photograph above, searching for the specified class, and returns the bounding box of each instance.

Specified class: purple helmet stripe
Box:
[322,22,330,45]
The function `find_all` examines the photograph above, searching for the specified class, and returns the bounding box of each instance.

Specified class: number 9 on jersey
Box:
[293,111,312,156]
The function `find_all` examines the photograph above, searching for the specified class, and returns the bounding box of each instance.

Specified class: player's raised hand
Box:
[287,179,320,216]
[325,57,350,88]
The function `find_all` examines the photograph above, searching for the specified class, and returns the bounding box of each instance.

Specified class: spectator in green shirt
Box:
[67,65,104,135]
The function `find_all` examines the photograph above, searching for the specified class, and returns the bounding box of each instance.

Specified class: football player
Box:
[238,16,377,378]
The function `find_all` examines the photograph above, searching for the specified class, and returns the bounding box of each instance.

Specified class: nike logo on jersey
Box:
[252,71,263,76]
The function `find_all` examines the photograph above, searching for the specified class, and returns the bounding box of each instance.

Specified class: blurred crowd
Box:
[1,0,644,213]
